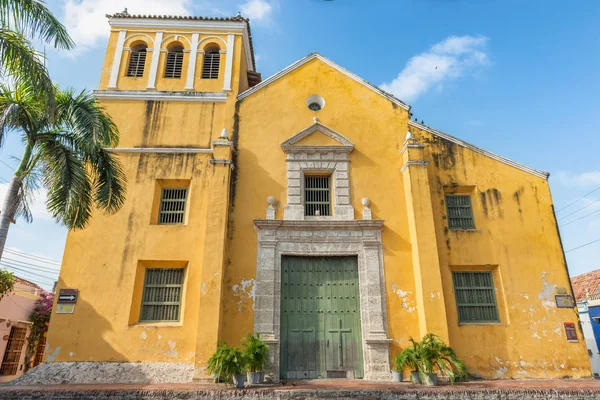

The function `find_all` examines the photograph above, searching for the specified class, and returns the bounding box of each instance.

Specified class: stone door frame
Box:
[253,219,392,381]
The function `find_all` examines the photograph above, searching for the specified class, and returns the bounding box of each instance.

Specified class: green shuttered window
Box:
[159,188,188,225]
[304,175,331,216]
[452,271,499,323]
[445,195,475,229]
[140,268,185,322]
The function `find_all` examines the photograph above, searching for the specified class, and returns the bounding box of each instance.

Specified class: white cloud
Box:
[240,0,272,21]
[557,171,600,187]
[0,183,51,222]
[62,0,191,51]
[380,35,489,102]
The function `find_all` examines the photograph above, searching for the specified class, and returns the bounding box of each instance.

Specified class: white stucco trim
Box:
[105,147,212,154]
[94,90,227,102]
[185,33,200,90]
[108,30,127,89]
[409,121,550,179]
[281,122,355,153]
[146,31,163,89]
[253,219,392,381]
[223,34,235,91]
[108,18,255,71]
[237,53,409,110]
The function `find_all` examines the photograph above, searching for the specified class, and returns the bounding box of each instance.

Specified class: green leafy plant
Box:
[416,333,467,384]
[206,341,247,385]
[24,290,53,371]
[242,333,269,372]
[0,269,15,300]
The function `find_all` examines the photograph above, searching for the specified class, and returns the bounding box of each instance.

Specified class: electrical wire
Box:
[4,248,61,266]
[558,198,600,221]
[1,258,60,274]
[560,208,600,228]
[556,186,600,213]
[0,264,56,284]
[0,159,15,172]
[565,238,600,253]
[0,261,58,279]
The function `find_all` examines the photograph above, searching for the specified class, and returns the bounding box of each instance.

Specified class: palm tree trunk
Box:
[0,176,22,260]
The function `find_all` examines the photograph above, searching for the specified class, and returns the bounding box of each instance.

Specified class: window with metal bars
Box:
[304,175,331,216]
[164,46,184,78]
[445,194,475,229]
[452,271,499,323]
[0,326,27,375]
[140,268,185,322]
[159,188,188,225]
[126,44,147,77]
[201,49,220,79]
[33,335,46,367]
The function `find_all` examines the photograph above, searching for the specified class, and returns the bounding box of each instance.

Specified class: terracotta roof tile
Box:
[571,269,600,302]
[105,13,257,70]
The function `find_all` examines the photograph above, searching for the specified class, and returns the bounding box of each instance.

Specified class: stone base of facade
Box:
[12,362,195,385]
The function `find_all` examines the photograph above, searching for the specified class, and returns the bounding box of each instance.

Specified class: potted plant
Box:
[242,333,270,384]
[395,339,423,384]
[418,333,466,386]
[207,342,248,388]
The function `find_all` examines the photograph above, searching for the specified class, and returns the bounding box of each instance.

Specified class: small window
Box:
[202,47,220,79]
[452,271,499,323]
[445,194,475,229]
[159,188,188,225]
[164,45,184,79]
[127,44,147,77]
[140,268,185,322]
[0,327,27,375]
[304,175,331,216]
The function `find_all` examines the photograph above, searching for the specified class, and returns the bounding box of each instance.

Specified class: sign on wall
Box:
[564,322,578,342]
[555,295,574,308]
[56,289,79,314]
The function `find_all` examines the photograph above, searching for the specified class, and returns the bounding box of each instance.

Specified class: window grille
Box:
[445,194,475,229]
[452,271,499,323]
[304,175,331,216]
[159,188,188,225]
[164,47,184,78]
[0,327,27,375]
[140,268,185,322]
[33,335,46,367]
[127,45,147,77]
[202,51,220,79]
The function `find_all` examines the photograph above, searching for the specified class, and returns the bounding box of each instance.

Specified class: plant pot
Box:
[410,371,421,384]
[232,374,246,388]
[247,371,261,385]
[423,373,438,386]
[391,370,403,382]
[258,371,265,383]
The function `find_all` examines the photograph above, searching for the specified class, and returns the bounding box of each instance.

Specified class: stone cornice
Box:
[254,219,384,231]
[94,90,227,102]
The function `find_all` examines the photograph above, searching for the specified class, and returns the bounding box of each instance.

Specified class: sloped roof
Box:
[105,13,257,71]
[571,269,600,302]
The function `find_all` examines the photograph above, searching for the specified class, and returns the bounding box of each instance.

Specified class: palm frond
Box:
[0,0,74,49]
[37,133,92,229]
[0,29,55,109]
[87,148,126,214]
[56,89,120,148]
[13,165,41,223]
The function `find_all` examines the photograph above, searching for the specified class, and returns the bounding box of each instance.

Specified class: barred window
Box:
[202,48,220,79]
[127,44,147,77]
[452,271,499,323]
[159,188,188,225]
[164,45,184,79]
[305,175,331,216]
[140,268,185,322]
[445,194,475,229]
[0,326,27,375]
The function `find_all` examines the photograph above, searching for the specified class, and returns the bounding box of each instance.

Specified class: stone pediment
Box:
[281,121,354,154]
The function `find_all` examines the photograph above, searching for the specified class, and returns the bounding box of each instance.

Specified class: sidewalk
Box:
[1,378,600,399]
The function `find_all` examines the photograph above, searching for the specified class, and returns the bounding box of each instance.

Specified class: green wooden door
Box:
[281,256,363,379]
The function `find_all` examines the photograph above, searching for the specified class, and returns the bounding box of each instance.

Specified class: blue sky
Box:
[1,0,599,290]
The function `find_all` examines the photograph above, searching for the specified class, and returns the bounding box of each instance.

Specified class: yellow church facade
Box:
[41,13,590,383]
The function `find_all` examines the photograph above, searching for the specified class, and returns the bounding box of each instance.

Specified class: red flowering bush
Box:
[25,290,54,370]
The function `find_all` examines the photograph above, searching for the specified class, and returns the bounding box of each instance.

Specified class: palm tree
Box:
[0,79,126,259]
[0,0,74,105]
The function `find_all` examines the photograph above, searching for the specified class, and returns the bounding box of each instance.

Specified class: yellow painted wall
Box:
[46,19,591,380]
